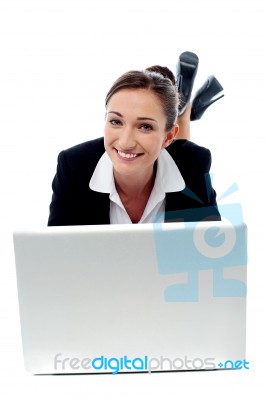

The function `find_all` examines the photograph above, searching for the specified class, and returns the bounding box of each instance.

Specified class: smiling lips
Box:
[116,149,143,160]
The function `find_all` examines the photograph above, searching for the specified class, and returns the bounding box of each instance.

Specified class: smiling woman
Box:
[48,61,221,226]
[104,88,178,223]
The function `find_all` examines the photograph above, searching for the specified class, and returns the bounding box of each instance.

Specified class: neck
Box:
[114,165,156,200]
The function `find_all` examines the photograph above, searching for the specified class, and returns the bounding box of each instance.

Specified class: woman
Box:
[48,65,221,226]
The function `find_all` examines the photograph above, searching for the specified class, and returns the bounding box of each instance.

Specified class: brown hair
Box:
[105,66,179,131]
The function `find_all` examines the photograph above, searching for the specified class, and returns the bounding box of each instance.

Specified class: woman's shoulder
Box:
[58,137,105,170]
[62,137,105,157]
[167,139,210,156]
[166,139,211,171]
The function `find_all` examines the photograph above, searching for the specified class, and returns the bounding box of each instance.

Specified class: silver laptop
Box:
[13,219,247,374]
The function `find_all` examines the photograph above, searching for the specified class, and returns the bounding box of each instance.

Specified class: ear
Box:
[162,124,179,148]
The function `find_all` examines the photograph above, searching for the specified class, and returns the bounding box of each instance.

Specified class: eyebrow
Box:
[108,111,157,122]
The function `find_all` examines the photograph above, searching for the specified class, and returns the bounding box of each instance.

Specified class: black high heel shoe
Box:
[190,75,224,121]
[176,51,199,116]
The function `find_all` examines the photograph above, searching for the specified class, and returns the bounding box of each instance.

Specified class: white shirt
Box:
[89,149,185,224]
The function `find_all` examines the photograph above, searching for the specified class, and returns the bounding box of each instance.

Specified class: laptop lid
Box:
[13,220,247,374]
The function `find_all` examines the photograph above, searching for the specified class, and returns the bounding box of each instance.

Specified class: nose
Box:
[118,126,136,150]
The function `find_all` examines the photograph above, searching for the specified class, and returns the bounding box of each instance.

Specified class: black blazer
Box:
[48,137,220,226]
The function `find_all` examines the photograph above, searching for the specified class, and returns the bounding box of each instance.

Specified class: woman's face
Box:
[104,88,177,182]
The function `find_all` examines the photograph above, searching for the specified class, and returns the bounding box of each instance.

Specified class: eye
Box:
[139,123,153,132]
[109,119,122,126]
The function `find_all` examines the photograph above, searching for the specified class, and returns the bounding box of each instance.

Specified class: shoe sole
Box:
[176,51,199,114]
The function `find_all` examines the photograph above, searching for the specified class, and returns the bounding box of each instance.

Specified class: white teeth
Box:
[118,150,138,159]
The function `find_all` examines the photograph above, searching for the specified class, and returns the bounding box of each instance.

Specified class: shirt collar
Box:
[89,148,185,195]
[89,151,115,194]
[156,147,185,193]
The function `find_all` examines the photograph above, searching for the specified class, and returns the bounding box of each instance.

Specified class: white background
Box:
[0,0,265,398]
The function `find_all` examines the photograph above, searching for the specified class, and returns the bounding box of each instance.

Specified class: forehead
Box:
[107,88,165,118]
